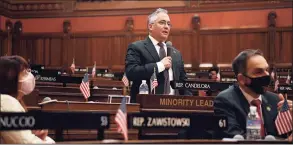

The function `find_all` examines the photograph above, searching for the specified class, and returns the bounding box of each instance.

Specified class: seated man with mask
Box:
[214,49,292,140]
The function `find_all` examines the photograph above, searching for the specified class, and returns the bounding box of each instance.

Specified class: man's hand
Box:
[160,56,172,69]
[287,134,292,142]
[32,129,48,140]
[277,93,292,112]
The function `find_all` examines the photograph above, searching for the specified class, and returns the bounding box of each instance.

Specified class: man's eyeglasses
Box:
[156,20,172,27]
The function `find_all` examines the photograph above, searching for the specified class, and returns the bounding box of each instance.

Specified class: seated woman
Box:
[0,56,55,144]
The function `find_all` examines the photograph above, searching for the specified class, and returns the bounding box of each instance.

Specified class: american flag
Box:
[271,69,275,80]
[92,62,96,78]
[114,97,128,141]
[70,58,75,74]
[122,73,129,86]
[216,69,221,82]
[275,99,292,135]
[80,73,90,99]
[150,70,158,93]
[286,70,291,84]
[274,74,279,92]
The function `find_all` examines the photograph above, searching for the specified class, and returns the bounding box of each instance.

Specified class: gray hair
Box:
[147,8,168,26]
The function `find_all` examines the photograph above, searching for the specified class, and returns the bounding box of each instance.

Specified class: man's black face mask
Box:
[244,75,271,94]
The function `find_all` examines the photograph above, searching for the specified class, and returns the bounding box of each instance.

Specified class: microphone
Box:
[38,97,57,105]
[166,41,172,47]
[264,135,276,141]
[165,41,172,71]
[233,134,245,140]
[42,97,51,102]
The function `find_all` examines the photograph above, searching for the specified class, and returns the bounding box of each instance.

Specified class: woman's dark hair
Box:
[0,56,20,97]
[8,55,29,72]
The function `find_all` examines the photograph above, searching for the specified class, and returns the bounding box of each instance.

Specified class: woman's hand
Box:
[32,129,48,140]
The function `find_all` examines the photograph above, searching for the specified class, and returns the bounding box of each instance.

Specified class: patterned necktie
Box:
[158,42,170,94]
[251,99,265,138]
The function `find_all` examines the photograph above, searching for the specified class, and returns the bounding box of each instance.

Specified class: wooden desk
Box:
[136,94,215,139]
[41,101,140,141]
[36,86,123,102]
[59,139,236,144]
[58,139,292,144]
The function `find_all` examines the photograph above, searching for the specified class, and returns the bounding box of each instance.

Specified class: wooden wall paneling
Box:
[26,39,34,63]
[0,32,6,56]
[237,32,269,60]
[199,33,219,63]
[35,38,45,65]
[90,37,99,67]
[0,37,3,56]
[49,38,62,66]
[91,37,111,67]
[61,37,69,67]
[44,38,51,66]
[8,27,292,71]
[111,35,129,66]
[215,33,234,64]
[1,33,11,56]
[276,31,292,63]
[190,32,200,69]
[168,32,193,65]
[66,37,75,67]
[200,32,238,64]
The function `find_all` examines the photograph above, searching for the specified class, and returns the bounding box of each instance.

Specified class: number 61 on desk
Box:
[219,119,226,128]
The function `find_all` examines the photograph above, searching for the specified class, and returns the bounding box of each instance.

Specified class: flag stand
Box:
[153,67,156,94]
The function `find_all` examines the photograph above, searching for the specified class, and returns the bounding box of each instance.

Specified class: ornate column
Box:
[267,11,277,64]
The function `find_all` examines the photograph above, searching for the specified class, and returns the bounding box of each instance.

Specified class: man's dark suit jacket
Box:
[214,84,283,139]
[125,37,191,103]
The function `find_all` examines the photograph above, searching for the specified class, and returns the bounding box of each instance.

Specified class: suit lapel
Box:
[261,95,273,135]
[235,85,250,115]
[144,37,160,62]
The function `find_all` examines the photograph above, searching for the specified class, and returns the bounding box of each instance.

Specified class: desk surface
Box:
[59,139,291,144]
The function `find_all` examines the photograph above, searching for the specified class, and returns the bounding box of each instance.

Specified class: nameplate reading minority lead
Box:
[0,111,110,131]
[128,112,227,130]
[137,94,214,111]
[171,81,233,91]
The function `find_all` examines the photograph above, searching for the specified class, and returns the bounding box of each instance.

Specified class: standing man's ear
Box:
[148,23,153,31]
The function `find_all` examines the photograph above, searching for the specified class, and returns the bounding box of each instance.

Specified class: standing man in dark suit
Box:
[125,8,191,103]
[214,49,292,140]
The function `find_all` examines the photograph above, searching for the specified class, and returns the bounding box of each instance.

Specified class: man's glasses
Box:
[156,20,172,27]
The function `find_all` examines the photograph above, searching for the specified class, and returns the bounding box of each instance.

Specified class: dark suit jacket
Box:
[125,37,191,103]
[214,84,284,139]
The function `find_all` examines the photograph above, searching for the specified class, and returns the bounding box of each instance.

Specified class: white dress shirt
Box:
[149,35,174,95]
[239,86,264,123]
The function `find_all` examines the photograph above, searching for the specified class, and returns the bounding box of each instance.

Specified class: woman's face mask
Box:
[18,70,35,95]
